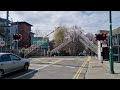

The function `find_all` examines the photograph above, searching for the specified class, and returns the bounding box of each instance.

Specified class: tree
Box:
[68,26,85,55]
[85,33,94,41]
[54,25,68,47]
[56,25,85,55]
[85,32,96,44]
[52,25,86,56]
[49,40,55,50]
[0,24,5,35]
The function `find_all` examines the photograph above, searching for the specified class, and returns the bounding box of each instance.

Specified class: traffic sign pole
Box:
[109,11,114,74]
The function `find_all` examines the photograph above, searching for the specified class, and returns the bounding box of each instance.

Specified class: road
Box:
[3,56,91,79]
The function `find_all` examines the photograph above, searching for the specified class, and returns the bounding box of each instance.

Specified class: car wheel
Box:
[23,63,29,71]
[0,70,3,79]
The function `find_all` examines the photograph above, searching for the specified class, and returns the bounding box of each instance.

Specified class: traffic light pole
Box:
[98,40,101,60]
[5,11,9,52]
[109,11,114,74]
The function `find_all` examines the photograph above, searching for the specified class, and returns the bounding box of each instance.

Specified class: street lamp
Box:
[109,11,114,74]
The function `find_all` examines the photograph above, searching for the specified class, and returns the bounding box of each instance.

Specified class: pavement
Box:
[85,56,120,79]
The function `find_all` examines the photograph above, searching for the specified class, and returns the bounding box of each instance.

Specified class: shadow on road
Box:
[3,69,38,79]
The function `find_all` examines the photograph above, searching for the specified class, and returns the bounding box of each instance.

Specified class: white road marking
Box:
[65,66,75,68]
[52,65,62,67]
[12,59,64,79]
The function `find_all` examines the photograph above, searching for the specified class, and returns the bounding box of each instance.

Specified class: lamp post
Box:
[109,11,114,74]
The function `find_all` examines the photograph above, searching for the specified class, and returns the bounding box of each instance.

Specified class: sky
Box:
[0,11,120,39]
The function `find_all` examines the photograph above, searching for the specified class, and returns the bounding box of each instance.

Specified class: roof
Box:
[30,31,35,34]
[12,21,33,26]
[113,27,120,35]
[99,30,109,33]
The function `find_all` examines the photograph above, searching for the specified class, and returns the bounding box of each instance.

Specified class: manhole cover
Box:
[92,66,102,68]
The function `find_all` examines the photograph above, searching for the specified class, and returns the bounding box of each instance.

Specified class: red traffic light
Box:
[13,34,22,40]
[95,33,108,41]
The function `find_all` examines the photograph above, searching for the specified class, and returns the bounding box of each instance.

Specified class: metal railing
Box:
[50,28,97,55]
[50,39,72,53]
[24,27,97,56]
[24,30,55,56]
[24,39,47,56]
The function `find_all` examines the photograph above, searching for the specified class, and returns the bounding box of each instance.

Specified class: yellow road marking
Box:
[51,59,64,65]
[13,59,64,79]
[73,56,91,79]
[73,60,87,79]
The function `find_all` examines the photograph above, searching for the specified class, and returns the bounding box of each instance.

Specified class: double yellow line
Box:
[73,56,91,79]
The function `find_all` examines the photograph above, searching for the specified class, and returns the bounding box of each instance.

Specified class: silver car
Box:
[0,53,30,78]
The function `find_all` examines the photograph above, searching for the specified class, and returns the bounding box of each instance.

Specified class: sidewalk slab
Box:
[85,57,120,79]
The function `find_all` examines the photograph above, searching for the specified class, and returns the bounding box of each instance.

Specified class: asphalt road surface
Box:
[3,56,91,79]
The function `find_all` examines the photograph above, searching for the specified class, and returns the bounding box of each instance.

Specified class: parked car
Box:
[0,53,30,78]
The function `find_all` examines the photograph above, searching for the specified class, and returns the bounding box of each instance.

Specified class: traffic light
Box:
[13,34,18,40]
[13,34,22,40]
[102,33,107,40]
[95,33,107,41]
[95,34,102,41]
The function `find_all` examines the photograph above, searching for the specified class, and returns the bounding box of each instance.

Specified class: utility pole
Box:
[5,11,9,52]
[109,11,114,74]
[17,21,18,51]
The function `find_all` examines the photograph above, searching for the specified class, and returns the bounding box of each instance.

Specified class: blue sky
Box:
[0,11,120,38]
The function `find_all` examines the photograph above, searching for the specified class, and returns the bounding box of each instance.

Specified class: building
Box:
[99,30,109,34]
[98,28,120,62]
[11,21,33,48]
[112,27,120,62]
[0,18,11,35]
[0,33,5,41]
[0,17,11,49]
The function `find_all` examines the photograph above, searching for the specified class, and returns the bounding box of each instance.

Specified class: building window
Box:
[113,47,118,54]
[119,34,120,45]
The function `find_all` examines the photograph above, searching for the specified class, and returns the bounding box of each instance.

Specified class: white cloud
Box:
[0,11,120,39]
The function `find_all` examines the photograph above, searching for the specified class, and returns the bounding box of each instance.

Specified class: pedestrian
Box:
[83,50,86,56]
[20,48,25,58]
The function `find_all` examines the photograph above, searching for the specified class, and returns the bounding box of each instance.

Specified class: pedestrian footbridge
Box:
[24,27,98,57]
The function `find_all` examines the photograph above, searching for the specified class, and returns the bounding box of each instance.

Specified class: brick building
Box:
[11,21,33,48]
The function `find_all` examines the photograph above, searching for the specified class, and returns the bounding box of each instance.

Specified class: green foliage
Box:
[54,26,66,47]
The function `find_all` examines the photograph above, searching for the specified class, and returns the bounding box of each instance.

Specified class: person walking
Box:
[83,50,86,56]
[20,48,25,58]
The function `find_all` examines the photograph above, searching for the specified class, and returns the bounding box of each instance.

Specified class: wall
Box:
[18,23,31,48]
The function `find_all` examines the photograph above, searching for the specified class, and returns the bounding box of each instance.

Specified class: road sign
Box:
[0,41,5,46]
[102,44,108,47]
